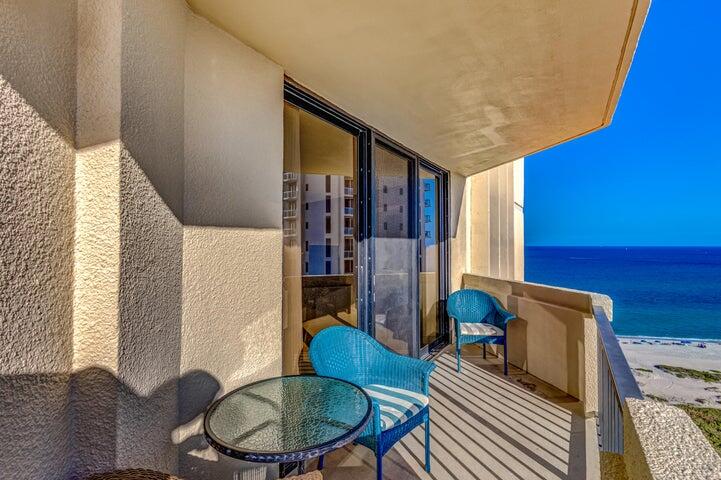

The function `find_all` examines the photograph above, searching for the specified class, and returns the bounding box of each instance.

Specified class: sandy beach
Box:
[620,337,721,407]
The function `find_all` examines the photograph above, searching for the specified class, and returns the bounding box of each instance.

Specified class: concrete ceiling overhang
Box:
[187,0,650,176]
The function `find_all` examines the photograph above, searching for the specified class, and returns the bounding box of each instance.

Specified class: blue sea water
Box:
[525,247,721,340]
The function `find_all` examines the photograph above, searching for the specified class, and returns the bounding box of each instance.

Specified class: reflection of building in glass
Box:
[421,178,437,272]
[284,173,354,275]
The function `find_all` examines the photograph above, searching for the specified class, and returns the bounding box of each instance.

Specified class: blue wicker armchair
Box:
[309,326,436,480]
[447,289,516,375]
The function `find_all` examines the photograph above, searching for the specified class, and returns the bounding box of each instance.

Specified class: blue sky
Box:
[525,2,721,247]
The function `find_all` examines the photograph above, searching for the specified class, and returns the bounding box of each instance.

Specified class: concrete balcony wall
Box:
[0,2,77,478]
[1,2,283,479]
[622,399,721,480]
[450,160,524,292]
[460,274,601,416]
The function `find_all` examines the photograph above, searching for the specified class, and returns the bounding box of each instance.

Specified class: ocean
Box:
[525,247,721,341]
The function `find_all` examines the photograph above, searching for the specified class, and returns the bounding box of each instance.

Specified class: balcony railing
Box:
[344,227,353,236]
[283,172,298,182]
[283,189,297,200]
[283,209,297,218]
[344,207,353,215]
[595,305,643,454]
[344,250,353,258]
[344,187,353,196]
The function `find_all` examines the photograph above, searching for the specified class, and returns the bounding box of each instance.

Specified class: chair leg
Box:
[483,343,486,359]
[456,344,462,373]
[504,338,509,376]
[424,413,431,472]
[376,452,383,480]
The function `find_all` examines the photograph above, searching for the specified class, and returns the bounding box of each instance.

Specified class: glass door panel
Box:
[420,167,442,349]
[282,103,358,375]
[372,144,418,356]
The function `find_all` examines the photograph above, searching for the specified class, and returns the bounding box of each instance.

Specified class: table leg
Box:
[318,455,325,470]
[297,461,305,474]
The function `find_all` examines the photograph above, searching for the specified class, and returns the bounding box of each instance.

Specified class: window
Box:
[399,205,403,213]
[399,187,403,195]
[424,199,431,207]
[304,261,308,272]
[325,216,331,233]
[382,185,388,193]
[305,241,308,251]
[325,196,331,213]
[399,223,403,231]
[305,221,309,229]
[325,238,331,257]
[305,183,309,191]
[424,182,431,192]
[305,202,309,210]
[425,215,431,223]
[383,204,387,212]
[425,230,431,238]
[325,175,331,193]
[325,261,331,274]
[383,222,388,231]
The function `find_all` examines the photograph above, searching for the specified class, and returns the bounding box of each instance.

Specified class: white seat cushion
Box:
[460,322,503,337]
[363,384,429,431]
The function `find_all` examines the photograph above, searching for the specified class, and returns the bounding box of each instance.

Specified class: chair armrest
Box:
[491,297,516,326]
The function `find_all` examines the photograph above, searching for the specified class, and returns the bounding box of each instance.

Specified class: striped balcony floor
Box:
[314,346,599,480]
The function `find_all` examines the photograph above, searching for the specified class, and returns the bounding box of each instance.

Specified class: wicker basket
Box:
[286,471,323,480]
[86,469,183,480]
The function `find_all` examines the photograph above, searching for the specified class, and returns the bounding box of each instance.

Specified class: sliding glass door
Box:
[371,143,419,357]
[419,166,445,354]
[282,82,448,366]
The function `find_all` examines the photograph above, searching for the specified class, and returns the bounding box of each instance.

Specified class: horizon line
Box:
[525,244,721,248]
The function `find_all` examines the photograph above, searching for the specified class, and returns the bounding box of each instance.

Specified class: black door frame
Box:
[284,79,449,358]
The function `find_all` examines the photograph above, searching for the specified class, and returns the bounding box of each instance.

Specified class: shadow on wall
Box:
[0,369,236,480]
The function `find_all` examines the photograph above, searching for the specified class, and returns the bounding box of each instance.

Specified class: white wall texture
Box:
[184,13,283,229]
[0,1,77,477]
[0,75,75,480]
[1,1,283,479]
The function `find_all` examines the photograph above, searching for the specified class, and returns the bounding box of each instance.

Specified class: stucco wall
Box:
[120,0,186,219]
[178,228,282,479]
[0,1,77,477]
[184,13,283,228]
[116,147,184,472]
[0,75,76,480]
[624,399,721,480]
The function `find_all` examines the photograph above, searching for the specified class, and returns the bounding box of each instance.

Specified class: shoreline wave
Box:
[617,334,721,345]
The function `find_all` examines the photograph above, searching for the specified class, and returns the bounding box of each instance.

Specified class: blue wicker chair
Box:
[447,289,516,375]
[309,326,436,480]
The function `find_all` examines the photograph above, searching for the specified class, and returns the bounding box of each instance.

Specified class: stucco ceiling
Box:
[187,0,649,176]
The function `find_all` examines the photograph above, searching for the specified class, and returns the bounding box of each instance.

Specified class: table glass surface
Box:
[206,376,370,455]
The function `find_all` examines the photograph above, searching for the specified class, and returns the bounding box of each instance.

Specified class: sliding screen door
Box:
[372,143,419,356]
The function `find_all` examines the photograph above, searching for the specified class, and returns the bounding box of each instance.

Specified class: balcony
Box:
[284,172,299,183]
[283,209,297,219]
[344,207,353,216]
[317,347,593,479]
[344,187,353,197]
[344,227,353,236]
[283,189,298,200]
[344,250,353,258]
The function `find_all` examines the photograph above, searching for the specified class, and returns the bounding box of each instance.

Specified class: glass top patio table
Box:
[204,375,372,463]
